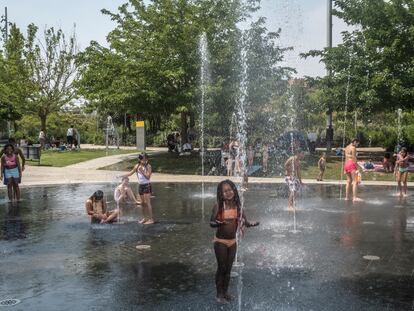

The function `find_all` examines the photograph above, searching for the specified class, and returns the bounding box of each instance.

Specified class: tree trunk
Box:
[180,111,188,144]
[189,111,195,128]
[40,114,47,133]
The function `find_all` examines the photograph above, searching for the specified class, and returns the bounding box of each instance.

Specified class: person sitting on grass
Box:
[86,190,119,224]
[363,158,375,170]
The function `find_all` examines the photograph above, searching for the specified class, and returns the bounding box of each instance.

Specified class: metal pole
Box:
[5,7,8,44]
[326,0,333,152]
[4,7,12,138]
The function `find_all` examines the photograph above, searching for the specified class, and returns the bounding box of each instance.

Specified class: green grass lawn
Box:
[101,152,201,174]
[26,148,138,167]
[300,155,414,182]
[102,151,414,182]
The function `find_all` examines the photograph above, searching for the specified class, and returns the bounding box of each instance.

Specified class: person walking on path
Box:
[344,139,363,202]
[122,153,155,225]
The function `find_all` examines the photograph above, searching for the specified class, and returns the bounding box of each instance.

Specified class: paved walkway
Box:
[2,146,412,188]
[16,165,413,188]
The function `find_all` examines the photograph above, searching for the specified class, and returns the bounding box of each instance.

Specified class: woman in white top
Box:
[122,153,154,224]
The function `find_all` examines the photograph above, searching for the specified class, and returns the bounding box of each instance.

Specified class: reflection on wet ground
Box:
[0,183,413,310]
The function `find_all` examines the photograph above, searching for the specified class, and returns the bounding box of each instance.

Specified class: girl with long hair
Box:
[210,179,259,303]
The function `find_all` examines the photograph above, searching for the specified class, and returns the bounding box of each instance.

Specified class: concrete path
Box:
[66,153,139,170]
[66,146,167,170]
[17,165,413,188]
[3,145,412,188]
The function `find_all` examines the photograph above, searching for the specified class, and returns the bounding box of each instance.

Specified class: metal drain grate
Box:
[0,299,21,307]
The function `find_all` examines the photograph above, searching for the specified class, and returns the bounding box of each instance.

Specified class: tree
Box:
[25,24,79,133]
[303,0,414,114]
[243,17,293,141]
[78,0,202,141]
[0,24,31,124]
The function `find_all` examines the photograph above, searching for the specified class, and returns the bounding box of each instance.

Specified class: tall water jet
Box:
[199,32,210,220]
[339,54,353,200]
[396,108,403,152]
[233,40,249,311]
[105,116,119,156]
[286,90,300,233]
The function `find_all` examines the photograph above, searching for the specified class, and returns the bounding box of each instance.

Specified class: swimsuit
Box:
[3,154,20,185]
[213,209,238,247]
[285,176,300,192]
[344,159,357,174]
[397,154,409,173]
[137,165,152,195]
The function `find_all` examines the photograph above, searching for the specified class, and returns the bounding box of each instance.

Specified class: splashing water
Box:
[339,54,353,200]
[105,116,119,156]
[199,32,210,221]
[397,108,403,151]
[234,39,249,311]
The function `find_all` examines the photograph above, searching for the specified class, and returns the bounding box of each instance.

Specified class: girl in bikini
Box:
[344,139,362,202]
[395,147,410,197]
[210,180,259,303]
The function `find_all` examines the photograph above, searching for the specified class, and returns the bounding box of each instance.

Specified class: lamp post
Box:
[326,0,333,152]
[4,7,12,138]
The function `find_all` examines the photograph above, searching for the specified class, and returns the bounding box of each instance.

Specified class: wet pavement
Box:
[0,183,413,310]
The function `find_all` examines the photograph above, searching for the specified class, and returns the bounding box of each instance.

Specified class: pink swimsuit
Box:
[344,159,357,174]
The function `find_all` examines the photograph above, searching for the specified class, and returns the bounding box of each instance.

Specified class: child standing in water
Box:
[247,145,254,169]
[210,180,259,304]
[226,156,234,177]
[262,143,269,173]
[123,153,154,224]
[1,144,22,202]
[395,147,410,197]
[284,149,305,210]
[317,152,326,181]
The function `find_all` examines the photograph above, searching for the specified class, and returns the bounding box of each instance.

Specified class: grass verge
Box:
[26,148,138,167]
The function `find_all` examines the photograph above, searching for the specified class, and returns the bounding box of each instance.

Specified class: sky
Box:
[1,0,350,77]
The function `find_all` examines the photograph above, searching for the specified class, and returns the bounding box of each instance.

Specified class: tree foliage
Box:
[25,25,79,132]
[0,24,31,122]
[303,0,414,114]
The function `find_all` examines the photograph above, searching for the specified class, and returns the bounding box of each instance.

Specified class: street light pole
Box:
[326,0,333,152]
[4,6,11,138]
